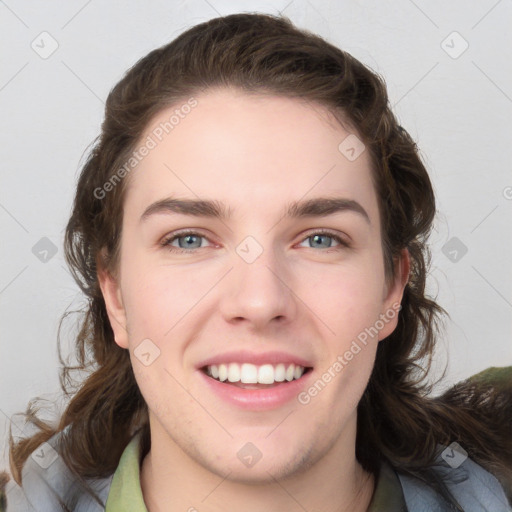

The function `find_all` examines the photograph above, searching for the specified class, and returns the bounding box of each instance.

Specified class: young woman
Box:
[5,12,511,512]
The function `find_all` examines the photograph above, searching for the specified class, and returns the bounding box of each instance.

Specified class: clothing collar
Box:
[105,433,147,511]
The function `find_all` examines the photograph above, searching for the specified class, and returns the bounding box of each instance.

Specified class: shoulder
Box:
[396,445,512,511]
[396,365,512,511]
[6,429,113,512]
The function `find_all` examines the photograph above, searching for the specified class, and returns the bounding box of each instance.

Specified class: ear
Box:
[378,248,410,341]
[96,250,129,349]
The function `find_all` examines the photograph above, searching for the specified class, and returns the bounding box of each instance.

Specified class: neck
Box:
[140,415,376,512]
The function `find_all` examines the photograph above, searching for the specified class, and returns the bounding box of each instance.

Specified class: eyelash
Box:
[159,229,349,254]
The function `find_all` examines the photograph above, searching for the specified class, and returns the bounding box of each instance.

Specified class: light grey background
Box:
[1,0,511,478]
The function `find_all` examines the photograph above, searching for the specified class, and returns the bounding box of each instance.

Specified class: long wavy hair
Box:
[9,12,512,506]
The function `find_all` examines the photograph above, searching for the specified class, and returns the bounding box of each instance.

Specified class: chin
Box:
[201,439,319,484]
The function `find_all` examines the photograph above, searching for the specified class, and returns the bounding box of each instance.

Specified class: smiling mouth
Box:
[201,363,313,389]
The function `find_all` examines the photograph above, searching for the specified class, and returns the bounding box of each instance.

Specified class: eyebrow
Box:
[140,196,370,224]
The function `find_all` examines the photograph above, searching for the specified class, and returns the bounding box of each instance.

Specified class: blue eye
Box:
[161,231,209,252]
[299,232,347,250]
[176,234,203,249]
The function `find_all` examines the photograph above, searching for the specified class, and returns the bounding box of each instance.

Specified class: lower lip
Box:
[198,369,314,411]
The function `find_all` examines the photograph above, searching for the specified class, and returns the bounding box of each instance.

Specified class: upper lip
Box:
[196,350,314,369]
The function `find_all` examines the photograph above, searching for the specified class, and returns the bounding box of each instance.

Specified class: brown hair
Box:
[9,12,511,504]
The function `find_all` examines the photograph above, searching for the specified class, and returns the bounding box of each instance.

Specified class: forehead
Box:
[122,88,379,224]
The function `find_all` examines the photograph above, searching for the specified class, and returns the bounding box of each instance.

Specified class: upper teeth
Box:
[206,363,305,384]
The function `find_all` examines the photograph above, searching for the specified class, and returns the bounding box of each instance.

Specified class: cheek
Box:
[130,358,190,429]
[120,256,208,342]
[300,257,386,339]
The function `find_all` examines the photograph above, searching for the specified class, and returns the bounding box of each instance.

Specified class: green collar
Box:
[105,435,406,512]
[105,434,148,511]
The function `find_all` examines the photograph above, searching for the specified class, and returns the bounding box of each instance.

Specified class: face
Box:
[99,87,408,483]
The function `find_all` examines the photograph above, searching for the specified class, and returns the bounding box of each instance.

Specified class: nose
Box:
[218,243,297,331]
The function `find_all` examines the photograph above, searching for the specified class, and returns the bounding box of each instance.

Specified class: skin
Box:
[99,87,409,512]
